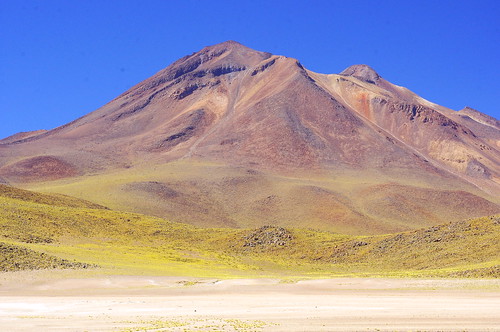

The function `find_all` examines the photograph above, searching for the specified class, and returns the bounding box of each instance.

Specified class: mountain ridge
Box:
[0,41,498,233]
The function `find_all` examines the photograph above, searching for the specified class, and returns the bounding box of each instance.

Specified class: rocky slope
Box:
[0,41,498,233]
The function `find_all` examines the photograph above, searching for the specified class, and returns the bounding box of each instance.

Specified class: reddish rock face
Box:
[0,41,498,232]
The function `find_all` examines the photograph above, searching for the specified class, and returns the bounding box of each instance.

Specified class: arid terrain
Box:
[0,41,499,331]
[0,183,496,331]
[1,184,498,278]
[1,275,499,331]
[0,41,498,233]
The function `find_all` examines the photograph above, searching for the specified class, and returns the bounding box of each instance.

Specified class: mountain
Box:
[0,41,498,234]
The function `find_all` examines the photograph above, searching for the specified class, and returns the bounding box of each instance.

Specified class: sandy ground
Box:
[0,272,499,331]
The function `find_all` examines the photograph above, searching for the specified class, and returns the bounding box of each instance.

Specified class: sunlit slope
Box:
[0,242,92,272]
[0,184,105,209]
[25,161,500,235]
[271,215,500,277]
[1,41,499,233]
[0,185,498,277]
[0,184,243,276]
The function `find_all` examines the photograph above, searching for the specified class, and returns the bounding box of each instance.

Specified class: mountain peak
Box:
[187,40,272,69]
[458,106,500,128]
[201,40,245,52]
[461,106,479,113]
[132,41,271,93]
[340,64,381,84]
[215,40,245,48]
[200,40,267,56]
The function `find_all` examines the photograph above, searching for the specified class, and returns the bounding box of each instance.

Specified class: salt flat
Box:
[0,275,499,331]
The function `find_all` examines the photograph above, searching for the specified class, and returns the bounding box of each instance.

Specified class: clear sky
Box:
[1,0,499,139]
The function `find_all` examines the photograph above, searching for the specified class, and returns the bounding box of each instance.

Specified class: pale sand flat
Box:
[1,274,499,331]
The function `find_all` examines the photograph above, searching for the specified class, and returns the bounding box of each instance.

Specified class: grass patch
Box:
[117,318,273,332]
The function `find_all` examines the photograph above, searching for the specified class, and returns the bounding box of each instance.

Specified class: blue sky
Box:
[1,0,499,139]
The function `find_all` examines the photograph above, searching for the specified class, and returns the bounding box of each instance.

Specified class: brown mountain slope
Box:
[0,41,498,234]
[0,130,48,144]
[310,65,500,195]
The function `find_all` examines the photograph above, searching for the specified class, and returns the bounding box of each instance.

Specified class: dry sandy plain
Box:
[0,272,499,331]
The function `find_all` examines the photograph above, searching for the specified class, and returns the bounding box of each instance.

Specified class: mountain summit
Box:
[0,41,498,233]
[340,64,381,83]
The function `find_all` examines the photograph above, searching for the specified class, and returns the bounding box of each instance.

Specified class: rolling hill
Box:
[0,184,498,277]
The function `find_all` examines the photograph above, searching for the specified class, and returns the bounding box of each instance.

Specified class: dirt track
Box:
[0,275,499,331]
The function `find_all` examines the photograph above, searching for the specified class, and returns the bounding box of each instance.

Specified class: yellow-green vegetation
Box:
[0,242,93,271]
[0,184,498,278]
[251,216,500,278]
[0,184,105,209]
[118,318,271,332]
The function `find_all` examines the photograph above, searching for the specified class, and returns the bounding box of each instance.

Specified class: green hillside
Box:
[0,184,498,278]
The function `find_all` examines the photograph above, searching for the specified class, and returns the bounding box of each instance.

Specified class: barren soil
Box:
[1,274,499,331]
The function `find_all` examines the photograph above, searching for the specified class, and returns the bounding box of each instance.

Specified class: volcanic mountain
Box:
[1,41,499,234]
